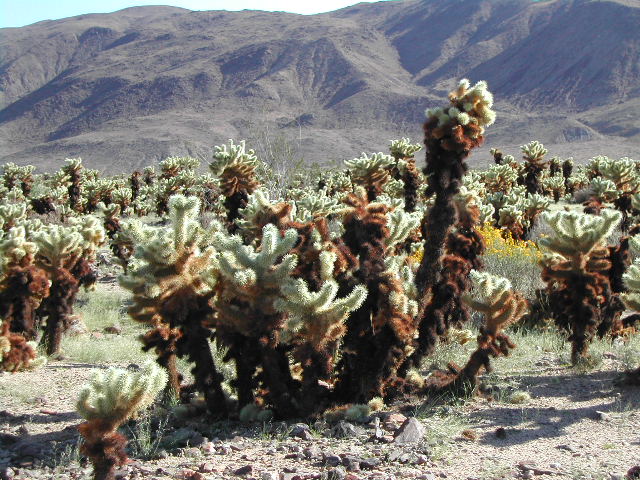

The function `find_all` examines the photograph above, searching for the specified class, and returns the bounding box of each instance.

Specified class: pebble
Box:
[234,465,253,476]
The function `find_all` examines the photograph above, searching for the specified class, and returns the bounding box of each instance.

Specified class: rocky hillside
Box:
[1,0,639,172]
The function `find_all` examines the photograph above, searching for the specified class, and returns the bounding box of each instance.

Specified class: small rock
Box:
[331,421,358,438]
[594,411,610,421]
[234,465,253,476]
[359,458,381,470]
[325,454,342,467]
[494,427,507,439]
[417,475,436,480]
[556,444,577,453]
[199,462,215,473]
[103,325,122,334]
[291,424,314,441]
[261,473,277,480]
[303,445,322,459]
[328,466,347,480]
[393,418,425,445]
[627,466,640,479]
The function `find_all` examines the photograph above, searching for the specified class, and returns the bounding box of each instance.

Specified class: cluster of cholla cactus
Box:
[76,362,166,480]
[4,76,640,418]
[539,210,623,363]
[0,189,106,364]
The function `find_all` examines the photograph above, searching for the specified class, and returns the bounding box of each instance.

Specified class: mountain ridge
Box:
[1,0,639,172]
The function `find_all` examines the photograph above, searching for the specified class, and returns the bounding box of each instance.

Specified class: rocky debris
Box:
[331,421,360,439]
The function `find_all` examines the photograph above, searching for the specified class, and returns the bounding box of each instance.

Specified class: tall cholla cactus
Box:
[120,195,227,413]
[210,140,260,231]
[2,163,34,196]
[620,246,640,384]
[345,152,394,201]
[390,138,423,212]
[0,227,50,339]
[520,141,548,195]
[76,362,167,480]
[418,79,495,295]
[539,210,621,363]
[62,158,84,213]
[600,157,639,232]
[213,223,299,415]
[405,187,486,373]
[411,80,495,379]
[34,217,105,355]
[275,251,367,414]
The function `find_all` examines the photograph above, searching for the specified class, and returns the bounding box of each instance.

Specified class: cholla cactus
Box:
[345,152,394,201]
[275,251,367,414]
[62,158,84,213]
[498,204,527,240]
[120,195,227,412]
[0,318,39,373]
[520,141,548,195]
[584,177,619,214]
[0,203,27,232]
[76,362,167,480]
[483,164,519,193]
[210,140,260,231]
[0,227,49,339]
[159,156,200,179]
[539,210,621,363]
[543,174,566,202]
[2,163,34,196]
[599,157,639,231]
[33,218,105,355]
[390,138,422,160]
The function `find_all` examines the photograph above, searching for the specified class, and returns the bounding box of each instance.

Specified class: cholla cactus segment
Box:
[385,209,421,249]
[76,362,167,425]
[293,189,341,221]
[0,227,38,271]
[599,157,639,192]
[523,193,550,218]
[426,79,496,137]
[345,152,394,177]
[276,274,367,349]
[0,203,27,231]
[463,270,526,327]
[33,225,84,270]
[389,138,422,159]
[589,178,620,202]
[479,203,495,225]
[520,141,547,163]
[160,156,201,177]
[68,215,107,254]
[539,210,621,259]
[214,223,298,289]
[484,164,518,192]
[210,139,259,176]
[622,261,640,311]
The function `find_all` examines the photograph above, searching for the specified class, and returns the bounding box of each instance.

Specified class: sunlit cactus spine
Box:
[120,195,228,413]
[76,362,167,480]
[539,210,621,364]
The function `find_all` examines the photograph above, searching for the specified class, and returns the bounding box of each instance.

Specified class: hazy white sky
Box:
[1,0,391,28]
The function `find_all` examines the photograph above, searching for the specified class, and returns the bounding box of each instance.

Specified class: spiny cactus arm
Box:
[33,226,84,270]
[0,227,38,270]
[385,210,421,249]
[344,152,394,176]
[275,251,368,349]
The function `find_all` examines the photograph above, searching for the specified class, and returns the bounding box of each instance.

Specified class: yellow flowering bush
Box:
[478,224,541,261]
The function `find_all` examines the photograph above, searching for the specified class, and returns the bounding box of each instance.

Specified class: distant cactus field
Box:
[1,80,639,480]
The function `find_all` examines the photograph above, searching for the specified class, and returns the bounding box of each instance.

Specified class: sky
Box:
[0,0,388,28]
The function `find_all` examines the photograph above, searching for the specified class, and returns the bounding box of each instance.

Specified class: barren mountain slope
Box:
[0,0,639,172]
